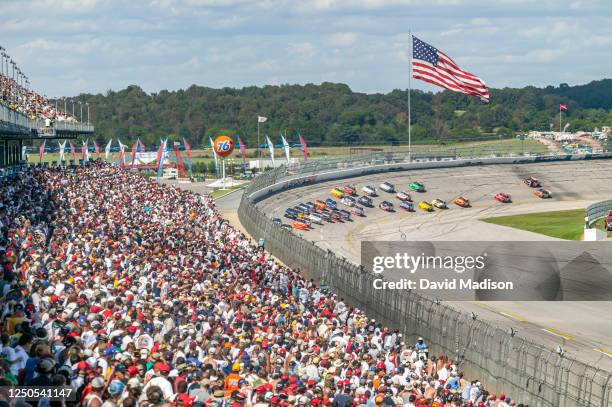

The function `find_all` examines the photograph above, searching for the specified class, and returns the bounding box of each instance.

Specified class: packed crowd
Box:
[0,74,77,122]
[0,162,526,407]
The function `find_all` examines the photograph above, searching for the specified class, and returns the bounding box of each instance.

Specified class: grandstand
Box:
[0,45,94,167]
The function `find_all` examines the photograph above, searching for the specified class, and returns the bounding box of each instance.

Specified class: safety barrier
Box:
[586,199,612,227]
[238,150,612,407]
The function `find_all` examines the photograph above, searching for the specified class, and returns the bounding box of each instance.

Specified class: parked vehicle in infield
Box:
[338,209,352,221]
[396,191,412,201]
[342,185,357,196]
[357,195,373,207]
[330,188,345,198]
[379,200,394,211]
[379,182,395,193]
[494,193,512,203]
[432,199,448,209]
[409,181,426,192]
[349,206,365,217]
[325,198,337,210]
[523,177,541,188]
[272,217,282,226]
[284,208,298,219]
[309,213,323,224]
[453,196,470,207]
[362,185,377,196]
[399,201,414,211]
[292,220,309,230]
[341,196,356,207]
[281,224,293,232]
[533,188,552,199]
[314,200,326,211]
[418,201,434,212]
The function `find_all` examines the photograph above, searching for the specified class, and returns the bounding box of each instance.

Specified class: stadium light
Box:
[86,102,90,124]
[79,101,83,123]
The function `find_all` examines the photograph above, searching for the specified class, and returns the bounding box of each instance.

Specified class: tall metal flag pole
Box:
[408,30,412,162]
[559,106,562,133]
[257,119,260,170]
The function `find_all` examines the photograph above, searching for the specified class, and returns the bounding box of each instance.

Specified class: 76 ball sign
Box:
[213,136,235,158]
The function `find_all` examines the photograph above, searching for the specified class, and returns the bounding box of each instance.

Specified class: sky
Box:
[1,0,611,97]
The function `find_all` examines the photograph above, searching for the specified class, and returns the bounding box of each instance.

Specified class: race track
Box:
[256,159,612,367]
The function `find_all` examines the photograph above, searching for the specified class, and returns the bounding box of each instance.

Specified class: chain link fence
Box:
[239,150,612,407]
[586,199,612,227]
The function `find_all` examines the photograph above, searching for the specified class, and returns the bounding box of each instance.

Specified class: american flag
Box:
[412,36,489,102]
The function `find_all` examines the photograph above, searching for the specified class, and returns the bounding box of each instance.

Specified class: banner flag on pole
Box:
[266,136,275,168]
[39,140,46,163]
[281,135,291,164]
[118,139,126,168]
[156,139,168,183]
[131,140,138,168]
[58,140,66,163]
[81,139,88,162]
[70,142,77,163]
[183,137,192,174]
[299,134,309,161]
[105,139,113,159]
[138,139,146,152]
[93,140,100,159]
[237,136,247,168]
[258,116,268,123]
[411,35,489,102]
[209,136,218,175]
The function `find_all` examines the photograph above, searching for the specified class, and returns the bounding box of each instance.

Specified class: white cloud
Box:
[327,32,359,47]
[288,42,317,59]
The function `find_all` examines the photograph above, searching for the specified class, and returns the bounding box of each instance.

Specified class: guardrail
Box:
[238,150,612,407]
[1,103,94,136]
[0,103,31,132]
[586,199,612,227]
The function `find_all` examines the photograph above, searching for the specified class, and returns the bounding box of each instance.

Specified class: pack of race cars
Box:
[277,176,554,231]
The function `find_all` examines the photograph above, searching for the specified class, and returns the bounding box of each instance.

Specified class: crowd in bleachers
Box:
[0,73,77,122]
[0,163,525,407]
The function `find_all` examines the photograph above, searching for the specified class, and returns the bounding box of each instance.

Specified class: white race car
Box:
[341,196,356,207]
[379,182,395,193]
[362,186,377,196]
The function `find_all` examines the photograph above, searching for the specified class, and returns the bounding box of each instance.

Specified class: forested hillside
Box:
[75,79,612,147]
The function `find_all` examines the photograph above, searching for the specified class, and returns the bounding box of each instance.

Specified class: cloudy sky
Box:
[1,0,611,97]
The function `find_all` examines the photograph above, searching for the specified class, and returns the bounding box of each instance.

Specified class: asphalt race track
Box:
[255,159,612,368]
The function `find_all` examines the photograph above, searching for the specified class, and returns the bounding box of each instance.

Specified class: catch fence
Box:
[238,150,612,407]
[586,199,612,226]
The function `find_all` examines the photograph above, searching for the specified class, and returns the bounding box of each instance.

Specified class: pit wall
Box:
[238,152,612,407]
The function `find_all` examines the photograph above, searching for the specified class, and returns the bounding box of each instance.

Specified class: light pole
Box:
[71,100,75,118]
[86,102,90,125]
[79,101,83,123]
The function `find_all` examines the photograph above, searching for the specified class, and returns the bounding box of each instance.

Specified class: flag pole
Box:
[257,119,261,171]
[559,106,562,133]
[408,30,412,162]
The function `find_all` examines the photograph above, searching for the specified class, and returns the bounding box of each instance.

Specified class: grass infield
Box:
[482,209,587,240]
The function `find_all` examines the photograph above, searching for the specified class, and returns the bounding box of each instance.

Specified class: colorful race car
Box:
[523,177,541,188]
[281,224,293,232]
[292,220,309,230]
[314,200,327,211]
[379,182,395,193]
[342,185,357,196]
[338,209,352,221]
[318,211,332,222]
[431,199,447,209]
[325,198,337,210]
[327,210,341,222]
[284,208,298,219]
[495,193,512,203]
[272,217,282,226]
[533,188,552,199]
[399,201,414,211]
[396,191,412,201]
[379,201,394,211]
[295,203,311,214]
[362,186,377,196]
[309,213,323,224]
[409,182,425,192]
[330,188,345,198]
[453,196,470,207]
[357,196,373,207]
[341,196,356,207]
[418,201,434,212]
[349,206,365,217]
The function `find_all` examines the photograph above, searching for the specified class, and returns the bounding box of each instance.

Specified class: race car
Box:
[342,185,357,196]
[304,202,316,212]
[325,198,337,210]
[341,196,356,207]
[399,201,414,212]
[337,209,352,221]
[453,196,470,207]
[272,217,282,226]
[523,177,541,188]
[606,213,612,231]
[292,220,309,230]
[418,201,434,212]
[494,193,512,203]
[327,210,341,222]
[284,208,298,220]
[362,186,377,196]
[357,195,373,207]
[330,188,345,198]
[409,182,426,192]
[314,200,327,211]
[396,191,412,202]
[379,182,395,193]
[431,199,447,209]
[533,188,552,199]
[318,211,332,223]
[309,213,323,224]
[295,203,311,214]
[349,206,365,217]
[281,224,293,232]
[297,212,310,222]
[379,201,394,211]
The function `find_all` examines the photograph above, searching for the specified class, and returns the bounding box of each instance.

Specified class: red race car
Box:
[379,201,394,212]
[494,193,512,203]
[342,185,357,196]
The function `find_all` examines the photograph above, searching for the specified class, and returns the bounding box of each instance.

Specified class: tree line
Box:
[74,79,612,148]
